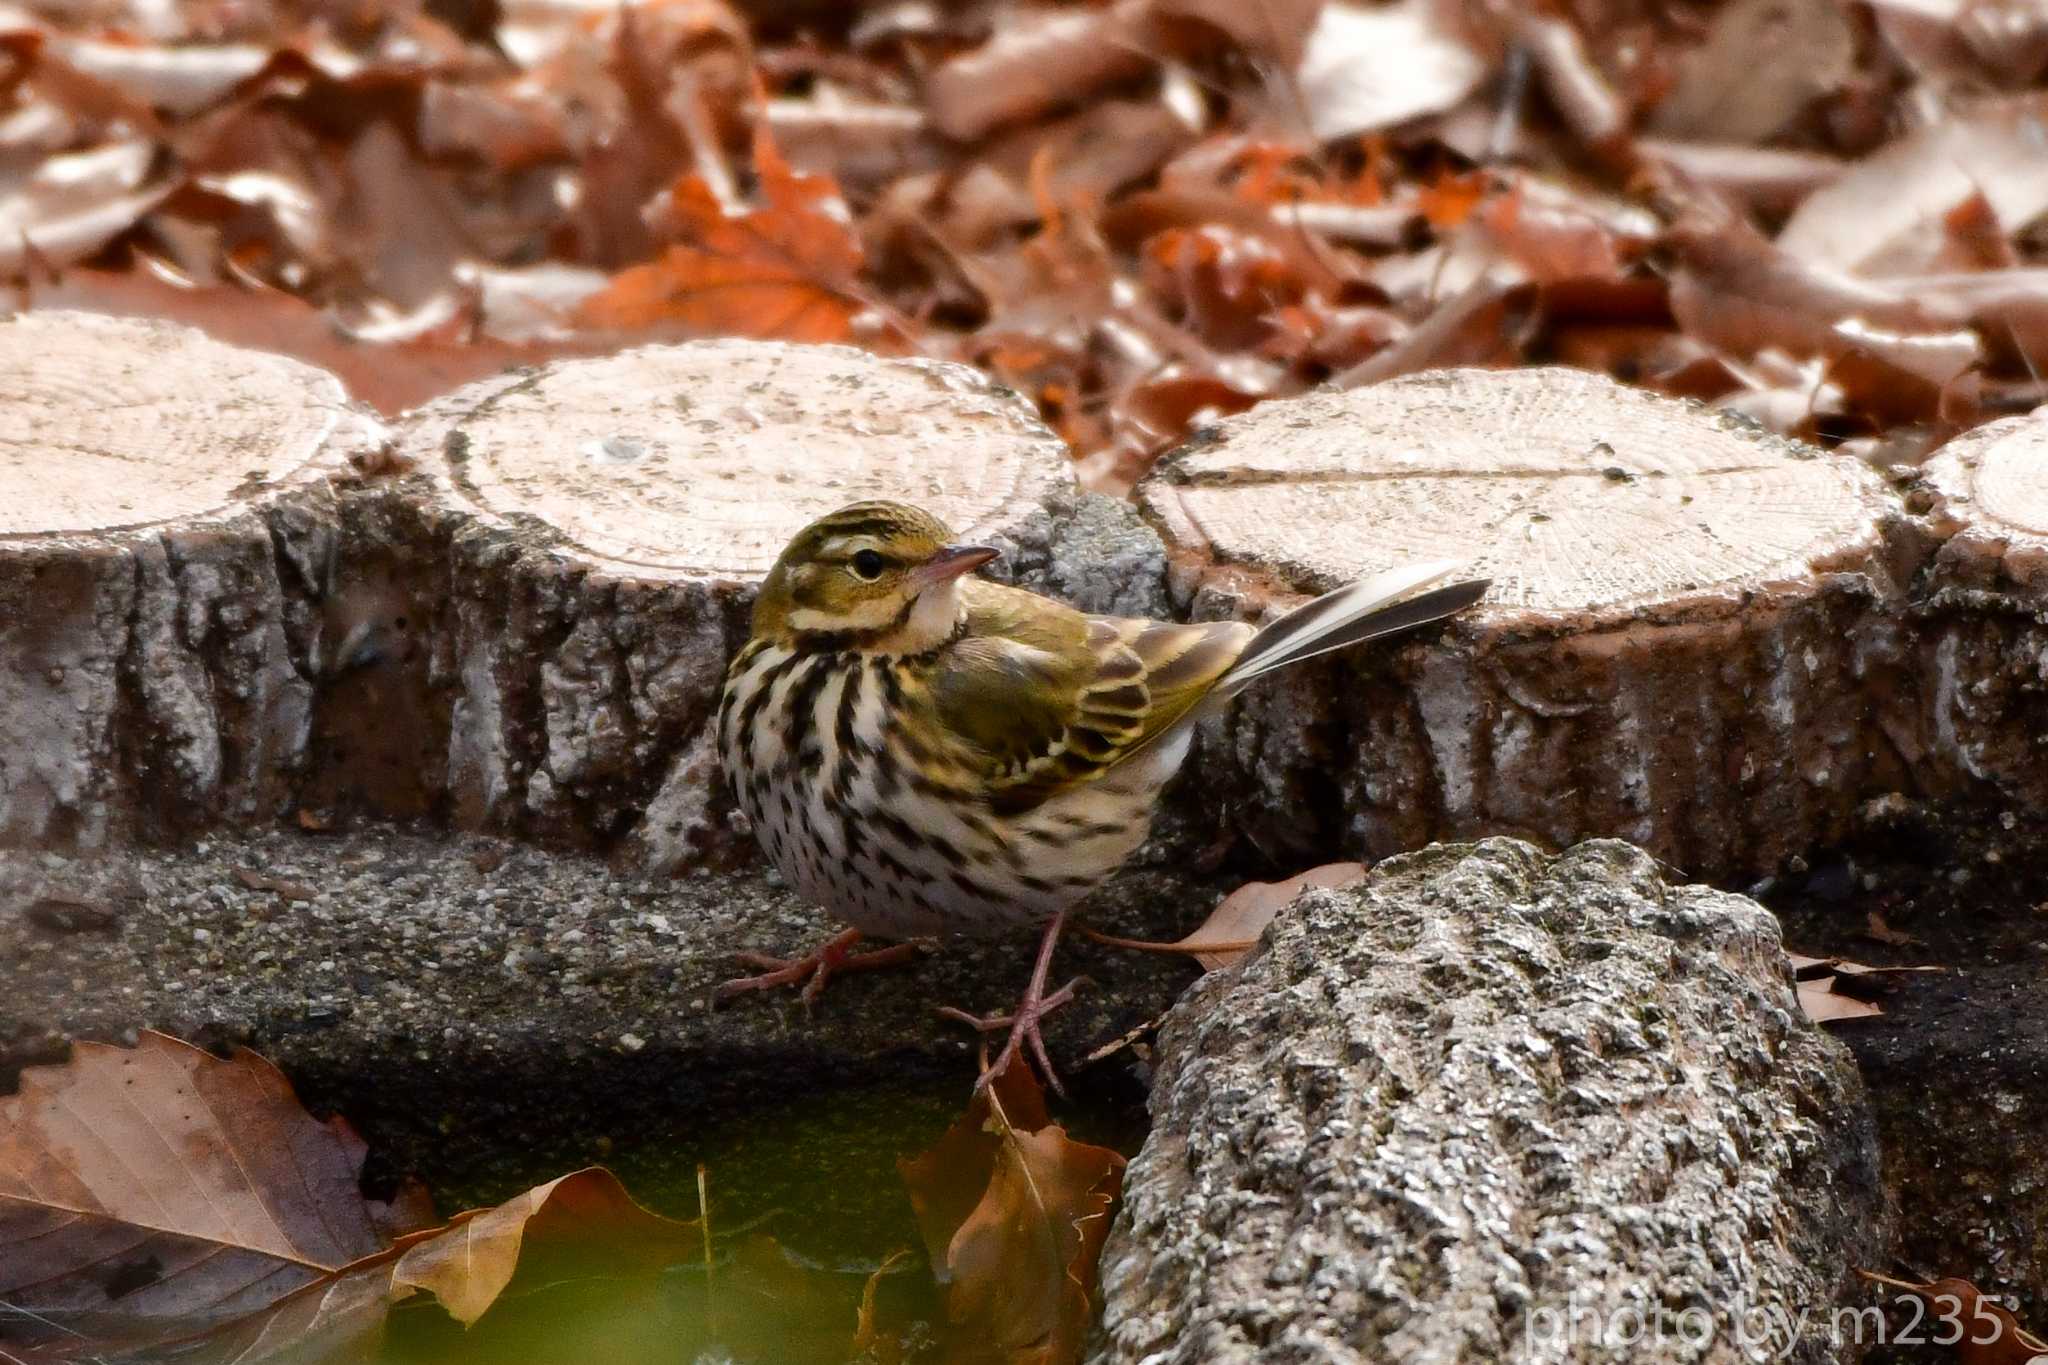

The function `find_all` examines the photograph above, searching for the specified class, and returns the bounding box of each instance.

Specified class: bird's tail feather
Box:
[1216,562,1490,696]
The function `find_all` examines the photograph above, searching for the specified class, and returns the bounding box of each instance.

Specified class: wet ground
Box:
[2,821,1203,1205]
[1761,795,2048,1352]
[6,792,2045,1358]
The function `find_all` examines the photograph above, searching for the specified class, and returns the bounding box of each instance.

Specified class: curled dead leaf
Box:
[899,1059,1124,1364]
[0,1032,704,1363]
[1855,1271,2048,1365]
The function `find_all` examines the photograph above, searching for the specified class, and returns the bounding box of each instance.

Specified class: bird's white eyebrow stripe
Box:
[816,535,872,559]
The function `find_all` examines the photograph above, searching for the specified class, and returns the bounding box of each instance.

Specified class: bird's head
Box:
[752,501,999,654]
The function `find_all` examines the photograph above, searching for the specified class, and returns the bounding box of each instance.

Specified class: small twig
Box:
[697,1163,716,1340]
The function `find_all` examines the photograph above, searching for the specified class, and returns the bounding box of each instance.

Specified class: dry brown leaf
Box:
[899,1059,1124,1365]
[1153,0,1323,68]
[1778,95,2048,277]
[114,1167,700,1365]
[1865,909,1926,947]
[1,1034,704,1362]
[0,1031,430,1351]
[1293,0,1490,142]
[1797,977,1884,1023]
[0,140,176,275]
[1856,1272,2048,1365]
[1178,862,1367,970]
[1667,210,1972,369]
[1637,139,1848,216]
[580,127,884,344]
[923,0,1156,143]
[1336,278,1539,388]
[1649,0,1855,143]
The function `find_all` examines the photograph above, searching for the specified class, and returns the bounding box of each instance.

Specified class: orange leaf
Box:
[1416,169,1490,230]
[899,1061,1124,1364]
[580,127,876,344]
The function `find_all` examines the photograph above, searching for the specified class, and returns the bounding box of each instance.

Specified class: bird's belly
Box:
[747,772,1092,939]
[721,650,1190,941]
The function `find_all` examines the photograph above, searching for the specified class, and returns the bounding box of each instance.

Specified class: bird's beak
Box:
[911,543,999,592]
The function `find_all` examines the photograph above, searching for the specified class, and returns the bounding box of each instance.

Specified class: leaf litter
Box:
[3,0,2048,481]
[1,1030,1127,1364]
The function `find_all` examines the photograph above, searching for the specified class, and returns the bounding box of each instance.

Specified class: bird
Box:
[714,500,1488,1091]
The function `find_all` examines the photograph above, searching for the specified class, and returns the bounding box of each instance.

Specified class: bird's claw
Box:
[712,929,923,1012]
[939,974,1086,1098]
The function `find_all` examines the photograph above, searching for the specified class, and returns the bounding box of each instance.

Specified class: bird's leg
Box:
[713,928,924,1010]
[937,910,1085,1098]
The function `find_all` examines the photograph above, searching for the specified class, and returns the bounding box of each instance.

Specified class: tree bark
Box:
[1916,413,2048,809]
[1142,366,1925,881]
[1097,839,1892,1365]
[0,312,386,849]
[394,339,1077,870]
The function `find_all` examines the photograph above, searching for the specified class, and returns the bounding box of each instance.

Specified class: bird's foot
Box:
[938,974,1086,1098]
[712,928,924,1011]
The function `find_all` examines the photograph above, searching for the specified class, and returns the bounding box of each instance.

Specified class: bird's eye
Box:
[849,549,887,580]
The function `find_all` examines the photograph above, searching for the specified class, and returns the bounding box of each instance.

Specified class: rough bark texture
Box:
[1096,838,1893,1365]
[390,339,1099,868]
[1917,415,2048,810]
[0,311,387,850]
[1144,367,1927,882]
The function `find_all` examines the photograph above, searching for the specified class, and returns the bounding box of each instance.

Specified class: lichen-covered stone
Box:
[1097,839,1892,1365]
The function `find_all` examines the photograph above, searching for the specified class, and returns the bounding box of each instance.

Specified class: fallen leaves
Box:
[1778,95,2048,278]
[900,1058,1125,1364]
[5,0,2048,479]
[0,1031,427,1350]
[580,127,895,346]
[4,1030,1127,1365]
[1291,0,1490,142]
[1856,1271,2048,1365]
[1788,952,1946,1024]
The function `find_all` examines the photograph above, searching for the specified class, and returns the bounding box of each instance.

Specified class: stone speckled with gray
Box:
[1095,839,1892,1365]
[1,824,1208,1197]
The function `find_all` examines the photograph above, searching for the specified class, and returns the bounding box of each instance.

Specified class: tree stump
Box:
[1142,367,1913,880]
[1918,415,2048,808]
[395,340,1084,869]
[0,311,382,849]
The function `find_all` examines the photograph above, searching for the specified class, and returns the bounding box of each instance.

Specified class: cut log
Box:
[1916,414,2048,808]
[1142,366,1916,881]
[1098,839,1893,1364]
[395,339,1083,869]
[0,311,383,849]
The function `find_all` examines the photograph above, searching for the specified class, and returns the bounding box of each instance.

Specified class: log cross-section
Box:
[1142,367,1912,880]
[1917,416,2048,805]
[397,339,1073,867]
[0,311,378,848]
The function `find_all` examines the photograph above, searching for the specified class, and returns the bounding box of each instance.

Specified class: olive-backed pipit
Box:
[716,500,1488,1090]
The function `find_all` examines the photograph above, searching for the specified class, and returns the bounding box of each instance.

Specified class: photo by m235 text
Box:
[1521,1290,2048,1361]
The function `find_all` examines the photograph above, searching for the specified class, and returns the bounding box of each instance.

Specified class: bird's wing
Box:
[931,582,1252,814]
